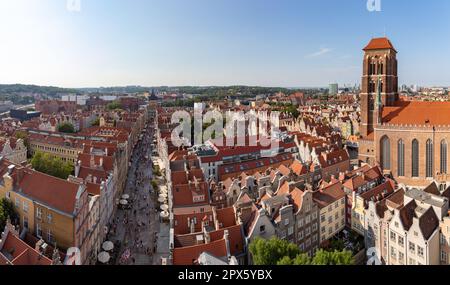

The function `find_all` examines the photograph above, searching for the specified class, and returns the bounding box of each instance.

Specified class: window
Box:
[399,252,404,263]
[305,227,311,236]
[312,223,318,232]
[328,216,333,224]
[47,213,53,224]
[321,227,325,234]
[381,136,391,170]
[36,208,42,219]
[441,234,447,245]
[284,219,289,226]
[426,139,433,178]
[288,226,294,236]
[398,236,404,246]
[409,242,416,254]
[312,212,317,220]
[15,197,20,208]
[418,246,424,258]
[36,224,42,238]
[23,217,28,229]
[441,140,448,174]
[412,140,419,177]
[298,231,304,240]
[441,251,448,263]
[409,258,416,265]
[391,247,397,259]
[312,235,318,242]
[398,140,405,176]
[390,232,397,242]
[47,230,54,243]
[321,215,325,223]
[298,218,304,227]
[260,225,266,234]
[305,215,311,224]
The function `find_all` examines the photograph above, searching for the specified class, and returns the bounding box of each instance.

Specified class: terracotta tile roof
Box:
[0,231,52,265]
[313,182,345,208]
[5,163,83,215]
[291,160,308,176]
[382,101,450,126]
[277,164,291,177]
[216,207,237,228]
[290,188,304,213]
[419,207,440,240]
[173,224,244,265]
[172,181,209,208]
[363,37,396,52]
[174,212,215,235]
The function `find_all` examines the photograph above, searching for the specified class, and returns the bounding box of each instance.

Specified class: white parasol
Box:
[102,241,114,251]
[98,251,110,264]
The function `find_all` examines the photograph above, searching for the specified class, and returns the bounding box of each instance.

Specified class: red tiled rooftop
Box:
[363,37,397,52]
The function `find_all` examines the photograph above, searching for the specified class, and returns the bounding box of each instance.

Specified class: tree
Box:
[311,249,354,265]
[31,151,74,180]
[15,130,30,151]
[58,122,75,133]
[107,101,122,110]
[249,237,300,265]
[0,198,18,230]
[91,117,100,127]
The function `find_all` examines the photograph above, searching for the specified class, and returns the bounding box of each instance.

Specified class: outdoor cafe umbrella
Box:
[160,204,169,211]
[98,251,111,264]
[102,241,114,252]
[157,197,165,203]
[159,193,168,199]
[121,194,130,200]
[160,211,169,219]
[120,199,128,206]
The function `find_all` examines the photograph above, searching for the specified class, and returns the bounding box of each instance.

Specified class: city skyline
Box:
[0,0,449,88]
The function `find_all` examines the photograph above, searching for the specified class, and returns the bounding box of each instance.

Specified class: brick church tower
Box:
[360,38,399,137]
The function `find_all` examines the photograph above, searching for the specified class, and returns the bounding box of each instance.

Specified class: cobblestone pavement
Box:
[107,125,160,265]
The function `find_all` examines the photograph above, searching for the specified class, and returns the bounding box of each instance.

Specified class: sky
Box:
[0,0,449,88]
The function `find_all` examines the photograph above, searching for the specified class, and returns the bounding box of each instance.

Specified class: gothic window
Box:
[441,140,448,174]
[398,140,405,176]
[381,136,390,170]
[412,139,419,177]
[426,139,433,178]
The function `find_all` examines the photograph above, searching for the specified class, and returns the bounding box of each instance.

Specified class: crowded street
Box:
[104,122,160,265]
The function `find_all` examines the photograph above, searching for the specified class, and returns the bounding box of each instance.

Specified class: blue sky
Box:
[0,0,449,88]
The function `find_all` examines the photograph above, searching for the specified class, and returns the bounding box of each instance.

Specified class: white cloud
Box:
[305,47,333,58]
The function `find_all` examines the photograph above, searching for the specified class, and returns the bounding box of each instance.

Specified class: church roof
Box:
[363,37,397,52]
[382,101,450,126]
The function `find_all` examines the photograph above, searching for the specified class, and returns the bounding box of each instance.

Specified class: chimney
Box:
[75,160,81,177]
[212,207,220,230]
[223,230,231,260]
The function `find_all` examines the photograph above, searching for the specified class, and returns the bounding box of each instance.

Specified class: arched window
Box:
[412,139,419,177]
[381,136,390,170]
[441,140,448,174]
[398,140,405,176]
[426,139,434,178]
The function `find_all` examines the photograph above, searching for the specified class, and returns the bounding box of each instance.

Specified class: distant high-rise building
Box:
[329,83,339,95]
